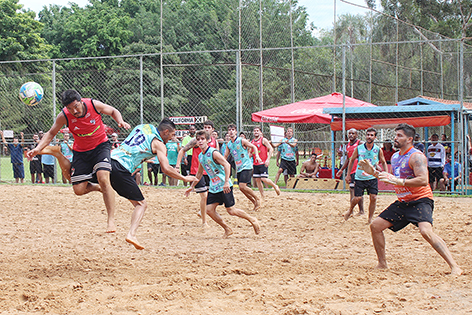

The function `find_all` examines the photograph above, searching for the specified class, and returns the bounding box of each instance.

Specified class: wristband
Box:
[403,178,406,186]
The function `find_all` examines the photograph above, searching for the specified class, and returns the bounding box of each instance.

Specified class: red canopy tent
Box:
[251,92,376,124]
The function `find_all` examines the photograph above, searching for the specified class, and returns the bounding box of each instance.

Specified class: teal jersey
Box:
[227,137,253,172]
[355,143,381,181]
[280,138,297,161]
[166,141,179,166]
[199,147,232,193]
[111,124,162,173]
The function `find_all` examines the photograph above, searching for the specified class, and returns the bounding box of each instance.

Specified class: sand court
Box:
[0,184,471,314]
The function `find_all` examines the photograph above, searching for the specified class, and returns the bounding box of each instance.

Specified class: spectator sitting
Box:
[297,153,319,178]
[439,154,461,191]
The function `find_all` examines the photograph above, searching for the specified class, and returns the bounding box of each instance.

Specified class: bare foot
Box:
[274,185,281,196]
[251,218,261,235]
[126,237,144,250]
[343,209,353,221]
[375,263,388,270]
[201,222,209,228]
[223,227,233,238]
[355,212,365,216]
[450,266,463,276]
[106,222,116,233]
[253,198,261,211]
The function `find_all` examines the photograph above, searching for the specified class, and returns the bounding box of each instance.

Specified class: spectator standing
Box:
[1,131,25,183]
[28,134,43,184]
[427,133,446,190]
[111,133,120,149]
[42,144,56,183]
[163,134,180,186]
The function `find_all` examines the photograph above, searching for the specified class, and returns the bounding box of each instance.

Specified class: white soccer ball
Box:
[19,82,44,106]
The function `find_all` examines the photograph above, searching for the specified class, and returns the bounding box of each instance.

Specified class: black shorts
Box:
[71,141,112,185]
[280,159,296,175]
[354,178,378,196]
[43,164,54,178]
[180,160,190,176]
[30,159,42,174]
[206,187,236,208]
[349,173,356,188]
[379,198,434,232]
[253,165,269,178]
[428,167,443,184]
[237,169,253,184]
[147,163,160,174]
[194,174,210,193]
[110,159,144,201]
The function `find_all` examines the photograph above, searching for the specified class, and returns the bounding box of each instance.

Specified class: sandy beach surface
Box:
[0,184,470,314]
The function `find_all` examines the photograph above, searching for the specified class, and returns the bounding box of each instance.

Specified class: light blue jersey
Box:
[111,124,162,173]
[280,138,297,161]
[227,137,253,172]
[355,143,381,181]
[199,147,232,193]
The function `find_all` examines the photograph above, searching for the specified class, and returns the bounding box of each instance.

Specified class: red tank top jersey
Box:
[251,137,267,166]
[191,137,217,175]
[346,139,361,174]
[62,98,108,152]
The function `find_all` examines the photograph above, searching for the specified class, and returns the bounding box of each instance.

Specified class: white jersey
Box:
[426,143,445,167]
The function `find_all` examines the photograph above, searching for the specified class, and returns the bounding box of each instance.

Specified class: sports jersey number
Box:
[124,129,146,147]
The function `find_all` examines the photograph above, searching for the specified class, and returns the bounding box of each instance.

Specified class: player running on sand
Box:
[251,126,280,198]
[38,119,196,250]
[358,123,462,275]
[185,130,260,238]
[225,124,263,211]
[27,89,130,233]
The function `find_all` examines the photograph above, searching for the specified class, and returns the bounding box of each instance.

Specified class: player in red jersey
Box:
[27,89,131,233]
[251,126,280,198]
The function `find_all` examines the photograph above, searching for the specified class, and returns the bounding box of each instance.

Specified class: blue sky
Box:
[19,0,376,30]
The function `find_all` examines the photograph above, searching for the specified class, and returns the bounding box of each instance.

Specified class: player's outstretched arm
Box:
[153,139,196,183]
[93,100,131,130]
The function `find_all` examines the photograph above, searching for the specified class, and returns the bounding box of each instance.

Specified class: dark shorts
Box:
[428,167,443,184]
[110,159,144,201]
[253,165,269,178]
[354,178,378,196]
[280,159,296,175]
[180,159,190,176]
[12,163,25,179]
[147,163,160,174]
[207,187,236,208]
[71,141,112,185]
[379,198,434,232]
[30,159,42,174]
[43,164,54,178]
[194,174,210,193]
[349,172,356,188]
[237,169,253,184]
